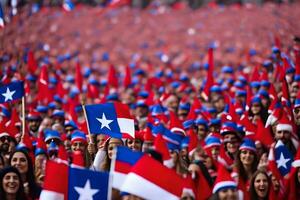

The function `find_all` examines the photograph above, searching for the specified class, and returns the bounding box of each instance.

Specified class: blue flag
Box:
[0,81,24,103]
[274,140,293,177]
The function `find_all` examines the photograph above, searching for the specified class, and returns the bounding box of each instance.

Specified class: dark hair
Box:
[100,137,124,171]
[9,150,41,199]
[249,170,270,200]
[0,166,26,200]
[235,149,258,182]
[248,101,269,124]
[0,154,4,168]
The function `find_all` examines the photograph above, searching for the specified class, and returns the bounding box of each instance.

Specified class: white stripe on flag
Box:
[112,171,127,190]
[121,172,180,200]
[117,118,135,138]
[39,190,64,200]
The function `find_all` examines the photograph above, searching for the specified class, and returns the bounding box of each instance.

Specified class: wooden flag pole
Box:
[21,96,26,140]
[81,101,93,144]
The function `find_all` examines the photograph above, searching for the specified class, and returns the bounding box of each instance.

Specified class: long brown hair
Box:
[234,149,258,182]
[249,169,271,200]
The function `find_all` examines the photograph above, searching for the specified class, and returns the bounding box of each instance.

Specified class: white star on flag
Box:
[74,179,99,200]
[96,113,113,130]
[2,87,16,102]
[276,153,290,169]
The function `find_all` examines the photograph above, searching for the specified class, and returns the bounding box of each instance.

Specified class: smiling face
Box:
[218,188,238,200]
[10,152,28,175]
[254,173,269,199]
[2,172,20,194]
[107,138,123,159]
[240,149,255,166]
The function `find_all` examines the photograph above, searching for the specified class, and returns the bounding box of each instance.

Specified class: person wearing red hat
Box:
[209,164,238,200]
[125,131,143,152]
[0,128,13,166]
[26,110,42,138]
[275,116,297,156]
[233,138,259,200]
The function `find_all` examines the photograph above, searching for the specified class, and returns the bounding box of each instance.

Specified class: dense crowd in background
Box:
[0,1,300,200]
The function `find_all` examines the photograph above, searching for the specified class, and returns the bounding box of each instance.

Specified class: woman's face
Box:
[71,141,86,153]
[2,172,20,194]
[254,173,269,199]
[107,138,123,159]
[126,139,142,152]
[240,149,255,166]
[251,103,261,115]
[211,146,220,160]
[96,134,107,150]
[11,152,28,174]
[35,154,47,172]
[218,188,237,200]
[224,134,240,154]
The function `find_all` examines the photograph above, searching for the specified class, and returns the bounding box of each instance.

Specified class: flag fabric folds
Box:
[0,81,24,103]
[121,155,183,200]
[111,146,143,190]
[84,102,135,138]
[274,140,293,177]
[40,160,110,200]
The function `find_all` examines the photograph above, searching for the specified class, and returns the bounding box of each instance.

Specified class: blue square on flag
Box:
[85,103,135,138]
[68,167,109,200]
[0,81,24,103]
[274,140,293,177]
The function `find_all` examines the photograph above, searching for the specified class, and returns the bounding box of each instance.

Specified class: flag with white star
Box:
[69,167,109,200]
[85,103,135,138]
[0,81,24,103]
[274,140,293,177]
[40,160,110,200]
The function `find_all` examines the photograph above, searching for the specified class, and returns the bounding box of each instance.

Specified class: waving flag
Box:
[274,140,293,177]
[84,102,135,138]
[121,155,184,200]
[0,3,4,28]
[40,160,110,200]
[111,146,143,190]
[63,0,75,11]
[0,81,24,103]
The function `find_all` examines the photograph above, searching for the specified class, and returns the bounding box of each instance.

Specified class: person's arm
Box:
[90,149,106,171]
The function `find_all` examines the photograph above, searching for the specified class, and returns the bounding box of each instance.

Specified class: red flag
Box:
[27,51,38,74]
[202,48,214,101]
[256,118,274,147]
[37,65,51,104]
[108,64,118,88]
[75,62,83,92]
[154,134,174,168]
[123,65,132,88]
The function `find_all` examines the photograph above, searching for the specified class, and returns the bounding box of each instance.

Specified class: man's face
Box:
[275,130,291,144]
[294,107,300,125]
[0,135,11,153]
[28,119,41,132]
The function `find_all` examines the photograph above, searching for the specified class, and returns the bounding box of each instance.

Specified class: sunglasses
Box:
[0,136,11,143]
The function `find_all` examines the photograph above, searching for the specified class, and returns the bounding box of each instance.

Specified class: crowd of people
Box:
[0,1,300,200]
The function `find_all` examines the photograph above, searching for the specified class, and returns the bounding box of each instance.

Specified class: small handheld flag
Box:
[0,81,24,103]
[84,102,135,138]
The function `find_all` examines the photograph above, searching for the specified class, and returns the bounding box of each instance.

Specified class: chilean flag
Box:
[110,146,143,190]
[85,103,135,138]
[40,160,110,200]
[0,3,4,28]
[121,155,184,200]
